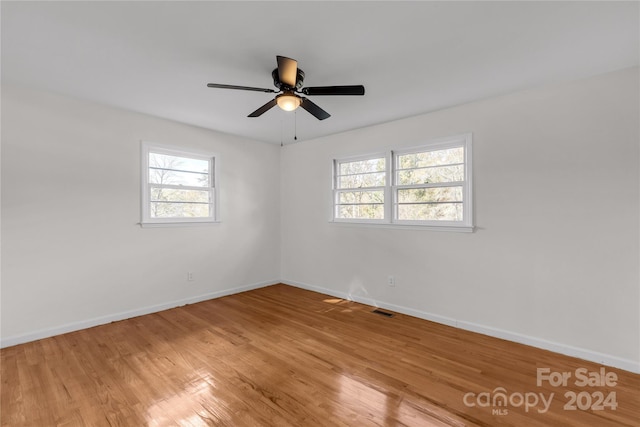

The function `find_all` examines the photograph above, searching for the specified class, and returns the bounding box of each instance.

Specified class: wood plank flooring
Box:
[1,284,639,426]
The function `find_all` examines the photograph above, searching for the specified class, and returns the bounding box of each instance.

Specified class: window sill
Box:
[140,220,220,228]
[328,220,474,233]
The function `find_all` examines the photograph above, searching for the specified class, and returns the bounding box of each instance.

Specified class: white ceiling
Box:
[2,1,638,144]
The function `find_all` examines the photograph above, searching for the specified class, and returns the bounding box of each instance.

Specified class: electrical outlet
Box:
[187,272,194,281]
[388,275,395,287]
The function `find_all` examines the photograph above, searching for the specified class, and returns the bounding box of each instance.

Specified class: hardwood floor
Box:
[2,284,639,426]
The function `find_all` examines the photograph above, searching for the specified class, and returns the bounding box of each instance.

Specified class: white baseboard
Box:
[282,279,640,374]
[0,280,278,349]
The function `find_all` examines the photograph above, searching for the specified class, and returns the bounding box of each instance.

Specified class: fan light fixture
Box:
[207,56,365,120]
[276,93,301,112]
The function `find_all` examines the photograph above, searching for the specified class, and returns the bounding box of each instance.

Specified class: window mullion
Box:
[335,186,386,192]
[388,150,395,223]
[149,183,211,191]
[395,182,464,190]
[396,162,464,172]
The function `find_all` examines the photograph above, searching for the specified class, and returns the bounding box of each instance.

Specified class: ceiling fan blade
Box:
[248,99,278,117]
[276,56,298,88]
[207,83,275,93]
[301,85,365,96]
[300,98,330,120]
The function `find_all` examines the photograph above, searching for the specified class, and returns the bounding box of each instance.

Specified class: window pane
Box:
[150,187,210,203]
[397,203,462,221]
[338,172,385,189]
[338,190,384,204]
[337,204,384,220]
[150,153,209,173]
[397,147,463,169]
[397,186,463,203]
[397,164,464,185]
[149,169,209,187]
[150,202,211,218]
[339,158,385,175]
[149,152,210,187]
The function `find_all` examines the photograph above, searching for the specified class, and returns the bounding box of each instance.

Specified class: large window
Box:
[141,142,218,226]
[332,134,473,231]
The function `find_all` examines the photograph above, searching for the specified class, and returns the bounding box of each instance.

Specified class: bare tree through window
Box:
[143,146,215,223]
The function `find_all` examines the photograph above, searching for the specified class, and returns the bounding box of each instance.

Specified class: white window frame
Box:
[141,142,219,227]
[332,151,391,224]
[331,134,473,232]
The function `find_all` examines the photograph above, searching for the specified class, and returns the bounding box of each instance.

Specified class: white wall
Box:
[280,67,640,372]
[1,85,281,345]
[2,68,638,373]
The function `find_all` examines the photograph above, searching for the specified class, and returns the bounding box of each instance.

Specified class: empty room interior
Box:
[1,1,639,426]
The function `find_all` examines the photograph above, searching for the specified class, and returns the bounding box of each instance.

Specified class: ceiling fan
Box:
[207,56,365,120]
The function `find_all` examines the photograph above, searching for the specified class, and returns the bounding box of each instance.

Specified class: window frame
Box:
[331,134,473,232]
[141,142,219,227]
[332,151,391,224]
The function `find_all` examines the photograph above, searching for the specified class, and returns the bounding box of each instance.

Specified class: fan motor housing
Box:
[272,68,305,90]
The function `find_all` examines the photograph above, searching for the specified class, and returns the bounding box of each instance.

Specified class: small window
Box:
[332,134,473,231]
[141,142,218,226]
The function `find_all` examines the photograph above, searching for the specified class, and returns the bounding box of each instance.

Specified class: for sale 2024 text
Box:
[537,367,618,411]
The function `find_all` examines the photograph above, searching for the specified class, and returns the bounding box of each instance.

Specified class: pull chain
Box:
[294,110,297,141]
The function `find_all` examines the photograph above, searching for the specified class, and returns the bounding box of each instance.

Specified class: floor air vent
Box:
[372,309,394,318]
